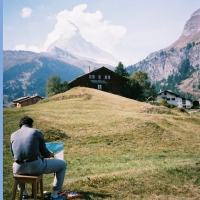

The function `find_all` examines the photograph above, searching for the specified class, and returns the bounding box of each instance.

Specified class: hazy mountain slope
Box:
[127,8,200,100]
[3,21,120,107]
[3,33,118,107]
[3,50,84,106]
[49,47,115,73]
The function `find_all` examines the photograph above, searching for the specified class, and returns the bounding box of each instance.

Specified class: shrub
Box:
[186,43,192,50]
[174,107,188,113]
[158,99,176,108]
[160,51,165,56]
[149,101,160,106]
[159,99,168,107]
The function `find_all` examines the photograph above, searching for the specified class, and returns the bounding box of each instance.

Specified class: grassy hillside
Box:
[3,87,200,199]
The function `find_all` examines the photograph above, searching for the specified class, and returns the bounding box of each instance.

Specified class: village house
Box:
[68,66,128,95]
[156,90,193,108]
[12,95,44,108]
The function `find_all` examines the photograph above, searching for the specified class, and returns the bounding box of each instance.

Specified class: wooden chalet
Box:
[68,66,128,95]
[12,95,44,108]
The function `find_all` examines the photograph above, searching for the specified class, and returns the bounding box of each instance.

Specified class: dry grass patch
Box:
[3,87,200,199]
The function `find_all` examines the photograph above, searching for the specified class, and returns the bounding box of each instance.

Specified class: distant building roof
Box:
[12,95,44,103]
[68,66,128,84]
[157,90,181,97]
[157,90,193,102]
[12,96,30,103]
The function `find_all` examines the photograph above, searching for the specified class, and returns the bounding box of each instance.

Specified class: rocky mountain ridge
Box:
[3,50,84,106]
[127,8,200,100]
[166,8,200,50]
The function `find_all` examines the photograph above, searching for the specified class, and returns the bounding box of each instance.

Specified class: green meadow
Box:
[3,87,200,199]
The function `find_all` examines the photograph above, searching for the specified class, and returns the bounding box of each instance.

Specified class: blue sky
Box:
[3,0,200,65]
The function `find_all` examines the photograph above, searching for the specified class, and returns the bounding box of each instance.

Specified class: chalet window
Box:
[105,75,110,79]
[167,98,170,101]
[164,92,167,95]
[98,85,102,90]
[172,98,175,101]
[89,75,95,79]
[98,75,101,79]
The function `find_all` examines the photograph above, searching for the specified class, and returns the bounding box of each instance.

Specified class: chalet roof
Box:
[12,96,30,103]
[157,90,193,102]
[157,90,181,97]
[12,95,44,103]
[68,66,128,84]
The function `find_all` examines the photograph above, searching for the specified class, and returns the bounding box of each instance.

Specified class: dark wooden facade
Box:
[68,66,128,95]
[193,100,199,107]
[12,95,44,107]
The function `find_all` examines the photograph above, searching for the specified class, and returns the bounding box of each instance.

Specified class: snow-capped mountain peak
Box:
[47,21,119,66]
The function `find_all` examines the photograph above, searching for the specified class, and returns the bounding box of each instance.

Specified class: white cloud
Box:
[43,4,126,52]
[15,4,126,55]
[21,7,33,18]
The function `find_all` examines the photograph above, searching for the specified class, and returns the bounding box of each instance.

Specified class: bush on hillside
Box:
[149,101,160,106]
[158,99,168,106]
[158,99,176,108]
[173,107,188,114]
[186,43,192,50]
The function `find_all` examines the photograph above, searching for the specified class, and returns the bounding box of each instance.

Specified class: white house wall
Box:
[176,97,182,107]
[186,100,192,108]
[156,92,192,108]
[157,93,179,106]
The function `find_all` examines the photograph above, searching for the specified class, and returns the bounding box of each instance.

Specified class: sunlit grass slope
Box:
[3,87,200,199]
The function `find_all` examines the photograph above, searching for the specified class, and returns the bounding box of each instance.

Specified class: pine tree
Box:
[45,75,69,97]
[114,62,129,77]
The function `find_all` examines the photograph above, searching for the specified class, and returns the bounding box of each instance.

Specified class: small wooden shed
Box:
[12,95,44,107]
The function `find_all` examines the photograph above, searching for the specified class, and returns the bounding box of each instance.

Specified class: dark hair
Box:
[19,116,34,128]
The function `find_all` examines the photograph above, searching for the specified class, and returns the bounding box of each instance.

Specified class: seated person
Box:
[10,116,67,200]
